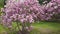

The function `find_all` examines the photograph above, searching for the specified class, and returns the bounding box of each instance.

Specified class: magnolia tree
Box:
[42,0,60,21]
[1,0,60,34]
[2,0,43,34]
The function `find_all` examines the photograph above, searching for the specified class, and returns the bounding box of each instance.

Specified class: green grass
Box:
[30,21,60,34]
[0,21,60,34]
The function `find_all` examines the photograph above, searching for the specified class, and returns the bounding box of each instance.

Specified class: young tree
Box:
[2,0,42,34]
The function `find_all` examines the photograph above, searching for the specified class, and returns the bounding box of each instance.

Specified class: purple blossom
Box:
[2,0,42,33]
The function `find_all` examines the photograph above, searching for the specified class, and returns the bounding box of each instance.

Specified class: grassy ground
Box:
[30,21,60,34]
[0,21,60,34]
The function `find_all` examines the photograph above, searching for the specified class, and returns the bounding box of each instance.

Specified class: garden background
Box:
[0,0,60,34]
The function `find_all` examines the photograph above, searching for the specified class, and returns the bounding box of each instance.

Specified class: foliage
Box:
[38,0,51,4]
[0,0,4,7]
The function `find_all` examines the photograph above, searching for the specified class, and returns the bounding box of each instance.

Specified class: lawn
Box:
[30,21,60,34]
[0,21,60,34]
